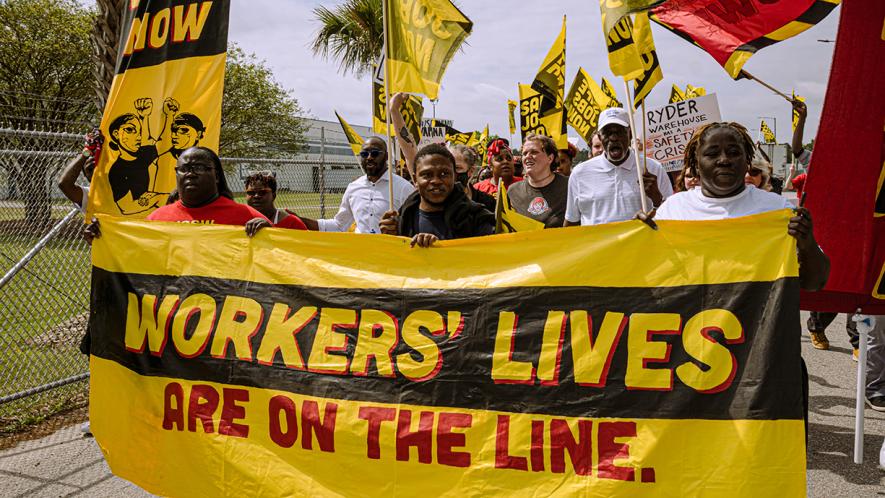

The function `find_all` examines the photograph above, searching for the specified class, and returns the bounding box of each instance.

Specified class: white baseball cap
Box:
[598,107,630,130]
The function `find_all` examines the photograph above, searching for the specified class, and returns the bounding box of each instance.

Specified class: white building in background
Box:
[230,118,372,193]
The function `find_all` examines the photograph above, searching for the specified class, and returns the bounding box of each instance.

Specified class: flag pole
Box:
[622,79,649,213]
[381,0,395,211]
[740,70,792,102]
[640,99,648,175]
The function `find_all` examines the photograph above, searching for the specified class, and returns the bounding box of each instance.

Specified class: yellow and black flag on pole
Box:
[602,15,644,81]
[529,17,568,149]
[87,0,230,219]
[334,112,364,157]
[531,16,566,108]
[564,68,610,144]
[385,0,472,99]
[601,77,623,108]
[631,12,663,109]
[495,181,545,233]
[792,92,806,133]
[669,84,686,103]
[601,0,669,43]
[685,84,706,98]
[508,99,518,135]
[519,84,565,146]
[761,120,776,143]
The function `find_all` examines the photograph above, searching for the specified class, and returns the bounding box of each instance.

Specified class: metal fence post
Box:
[0,207,80,290]
[320,126,327,218]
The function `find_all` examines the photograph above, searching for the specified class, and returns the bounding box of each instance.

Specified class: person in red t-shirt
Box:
[243,171,308,230]
[84,147,270,241]
[472,138,523,198]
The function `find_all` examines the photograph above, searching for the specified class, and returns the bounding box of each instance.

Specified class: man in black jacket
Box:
[380,144,495,247]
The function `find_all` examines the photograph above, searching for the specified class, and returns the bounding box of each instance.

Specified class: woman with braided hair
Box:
[655,121,830,292]
[472,138,523,197]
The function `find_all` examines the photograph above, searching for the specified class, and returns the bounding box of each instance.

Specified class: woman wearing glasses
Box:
[243,171,307,230]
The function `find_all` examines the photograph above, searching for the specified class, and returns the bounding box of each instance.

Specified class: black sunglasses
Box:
[359,149,383,159]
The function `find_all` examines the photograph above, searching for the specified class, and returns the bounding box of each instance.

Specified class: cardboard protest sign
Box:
[644,93,721,172]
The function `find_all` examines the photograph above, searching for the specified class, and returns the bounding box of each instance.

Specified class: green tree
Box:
[221,45,306,158]
[310,0,383,77]
[0,0,97,229]
[0,0,97,130]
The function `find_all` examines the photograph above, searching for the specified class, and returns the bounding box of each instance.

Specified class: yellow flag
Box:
[519,84,566,148]
[446,132,473,145]
[372,61,388,135]
[600,77,623,108]
[669,84,686,103]
[508,100,518,135]
[600,0,670,42]
[631,12,663,108]
[334,111,364,157]
[478,124,489,167]
[531,16,566,107]
[603,16,644,80]
[685,84,707,99]
[791,92,805,133]
[564,68,610,143]
[385,0,472,99]
[761,121,776,143]
[495,181,545,233]
[86,1,230,219]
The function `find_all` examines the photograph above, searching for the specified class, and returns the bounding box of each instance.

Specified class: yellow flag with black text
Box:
[86,0,230,219]
[565,68,611,143]
[385,0,472,99]
[631,12,663,108]
[792,92,806,133]
[508,100,518,135]
[603,16,644,80]
[761,120,776,143]
[669,84,686,103]
[601,77,623,108]
[685,84,707,99]
[519,84,567,148]
[335,112,364,157]
[532,16,566,107]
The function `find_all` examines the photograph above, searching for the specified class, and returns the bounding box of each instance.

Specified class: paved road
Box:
[1,313,883,497]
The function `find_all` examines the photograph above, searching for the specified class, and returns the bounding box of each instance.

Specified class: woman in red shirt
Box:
[472,138,523,198]
[243,171,308,230]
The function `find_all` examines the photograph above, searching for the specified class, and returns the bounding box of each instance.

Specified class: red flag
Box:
[652,0,840,78]
[799,0,885,313]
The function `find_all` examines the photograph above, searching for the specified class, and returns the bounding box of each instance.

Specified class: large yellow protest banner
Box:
[86,0,229,219]
[89,212,805,497]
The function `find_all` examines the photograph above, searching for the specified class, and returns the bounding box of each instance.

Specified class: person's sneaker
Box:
[809,331,829,350]
[853,348,859,362]
[81,421,92,436]
[866,396,885,412]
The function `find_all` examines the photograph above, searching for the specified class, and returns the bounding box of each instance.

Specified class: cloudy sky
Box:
[227,1,839,145]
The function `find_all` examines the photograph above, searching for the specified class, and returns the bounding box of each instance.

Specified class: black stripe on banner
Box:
[88,268,803,421]
[115,0,229,74]
[797,1,840,25]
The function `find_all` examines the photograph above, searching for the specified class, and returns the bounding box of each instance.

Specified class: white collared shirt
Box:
[318,171,415,234]
[565,151,673,226]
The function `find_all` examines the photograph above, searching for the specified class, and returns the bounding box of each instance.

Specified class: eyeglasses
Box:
[174,164,214,174]
[245,188,271,197]
[359,149,383,159]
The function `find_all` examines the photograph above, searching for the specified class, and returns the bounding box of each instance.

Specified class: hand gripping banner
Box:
[86,0,229,219]
[88,211,805,497]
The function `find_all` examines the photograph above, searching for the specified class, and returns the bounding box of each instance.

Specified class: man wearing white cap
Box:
[564,108,673,226]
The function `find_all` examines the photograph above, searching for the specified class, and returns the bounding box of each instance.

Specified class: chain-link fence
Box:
[0,121,363,436]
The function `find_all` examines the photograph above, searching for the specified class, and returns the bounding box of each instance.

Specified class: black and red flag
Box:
[651,0,841,78]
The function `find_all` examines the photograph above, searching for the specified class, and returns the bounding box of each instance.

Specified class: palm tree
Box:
[310,0,384,77]
[91,0,125,110]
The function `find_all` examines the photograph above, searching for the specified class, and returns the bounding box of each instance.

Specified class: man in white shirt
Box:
[313,137,414,234]
[564,108,673,226]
